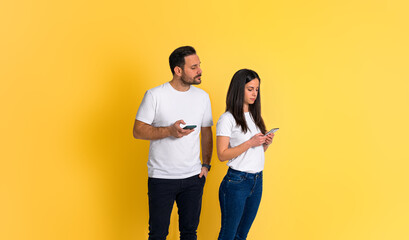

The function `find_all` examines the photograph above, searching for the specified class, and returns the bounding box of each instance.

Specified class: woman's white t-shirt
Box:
[216,111,265,173]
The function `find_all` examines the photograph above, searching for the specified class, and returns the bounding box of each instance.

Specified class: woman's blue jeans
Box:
[218,168,263,240]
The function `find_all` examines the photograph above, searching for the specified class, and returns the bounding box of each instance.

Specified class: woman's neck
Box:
[243,104,249,113]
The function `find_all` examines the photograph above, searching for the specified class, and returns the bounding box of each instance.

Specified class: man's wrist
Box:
[164,126,172,138]
[202,164,211,171]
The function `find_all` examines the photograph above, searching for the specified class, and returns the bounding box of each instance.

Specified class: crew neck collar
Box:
[167,82,192,93]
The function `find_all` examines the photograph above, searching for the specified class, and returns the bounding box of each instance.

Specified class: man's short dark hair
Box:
[169,46,196,75]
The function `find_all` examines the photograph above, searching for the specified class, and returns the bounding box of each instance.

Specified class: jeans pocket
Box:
[226,172,244,183]
[200,175,206,185]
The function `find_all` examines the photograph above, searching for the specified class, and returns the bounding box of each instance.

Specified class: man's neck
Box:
[169,78,190,92]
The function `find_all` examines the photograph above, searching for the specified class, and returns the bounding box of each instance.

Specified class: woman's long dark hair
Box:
[226,69,266,134]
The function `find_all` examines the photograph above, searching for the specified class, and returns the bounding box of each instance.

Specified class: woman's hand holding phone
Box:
[248,133,267,147]
[264,128,277,146]
[264,133,274,146]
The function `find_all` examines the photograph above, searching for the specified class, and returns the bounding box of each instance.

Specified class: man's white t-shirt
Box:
[216,111,264,173]
[136,82,213,179]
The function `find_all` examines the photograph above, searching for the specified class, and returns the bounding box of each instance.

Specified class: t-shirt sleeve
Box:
[201,94,213,127]
[135,90,155,124]
[216,113,234,137]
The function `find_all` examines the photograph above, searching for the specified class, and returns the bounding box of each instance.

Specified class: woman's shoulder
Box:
[217,111,236,124]
[219,111,233,119]
[216,111,236,135]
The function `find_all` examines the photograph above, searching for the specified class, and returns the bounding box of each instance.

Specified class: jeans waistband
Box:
[228,167,262,179]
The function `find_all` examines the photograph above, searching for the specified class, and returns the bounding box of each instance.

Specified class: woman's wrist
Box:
[245,140,253,149]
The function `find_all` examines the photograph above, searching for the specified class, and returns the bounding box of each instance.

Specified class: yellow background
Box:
[1,0,409,239]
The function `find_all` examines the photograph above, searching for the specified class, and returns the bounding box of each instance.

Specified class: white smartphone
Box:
[265,128,279,136]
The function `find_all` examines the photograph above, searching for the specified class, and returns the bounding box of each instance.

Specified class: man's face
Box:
[180,54,202,85]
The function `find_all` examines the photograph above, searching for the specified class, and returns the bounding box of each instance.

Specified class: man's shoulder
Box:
[145,82,169,95]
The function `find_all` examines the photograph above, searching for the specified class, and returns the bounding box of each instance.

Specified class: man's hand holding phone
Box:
[169,120,195,138]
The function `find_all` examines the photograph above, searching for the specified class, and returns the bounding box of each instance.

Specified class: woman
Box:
[216,69,275,239]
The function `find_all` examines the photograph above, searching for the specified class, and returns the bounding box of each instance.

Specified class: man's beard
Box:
[181,74,201,85]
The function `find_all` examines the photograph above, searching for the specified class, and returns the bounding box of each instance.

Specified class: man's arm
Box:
[199,127,213,178]
[133,119,194,140]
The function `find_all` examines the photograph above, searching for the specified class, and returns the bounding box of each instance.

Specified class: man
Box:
[133,46,213,240]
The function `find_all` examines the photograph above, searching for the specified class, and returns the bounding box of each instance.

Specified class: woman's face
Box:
[243,78,259,106]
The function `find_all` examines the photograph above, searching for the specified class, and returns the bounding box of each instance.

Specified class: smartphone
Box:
[183,125,197,130]
[265,128,279,136]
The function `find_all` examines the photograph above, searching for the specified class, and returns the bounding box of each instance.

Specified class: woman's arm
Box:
[217,133,266,162]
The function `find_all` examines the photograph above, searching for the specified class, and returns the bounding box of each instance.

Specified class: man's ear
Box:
[174,66,182,76]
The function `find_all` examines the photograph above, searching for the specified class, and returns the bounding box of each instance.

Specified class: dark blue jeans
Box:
[218,168,263,240]
[148,174,206,240]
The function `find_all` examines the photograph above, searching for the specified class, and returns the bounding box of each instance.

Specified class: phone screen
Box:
[265,128,279,135]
